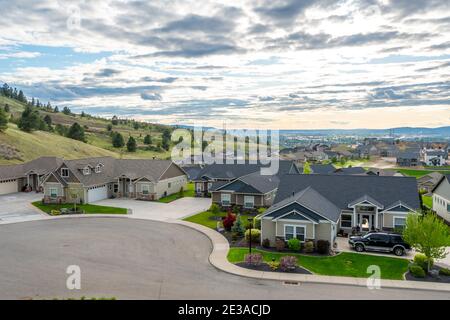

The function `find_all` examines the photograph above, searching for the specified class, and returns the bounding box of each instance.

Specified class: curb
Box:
[173,220,450,292]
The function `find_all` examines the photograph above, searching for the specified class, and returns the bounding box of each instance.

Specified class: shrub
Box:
[279,256,298,271]
[268,260,279,271]
[304,240,314,253]
[245,229,261,243]
[287,238,301,251]
[231,215,245,237]
[253,218,261,230]
[413,253,434,271]
[209,203,220,215]
[244,253,263,266]
[222,212,236,231]
[231,232,239,241]
[439,268,450,276]
[275,238,285,251]
[316,240,330,254]
[232,205,240,214]
[262,238,270,248]
[409,264,426,278]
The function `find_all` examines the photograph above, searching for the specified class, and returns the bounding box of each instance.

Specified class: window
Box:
[83,167,91,175]
[244,196,254,208]
[341,214,352,228]
[50,188,58,198]
[113,184,119,193]
[284,225,306,242]
[221,193,231,206]
[447,203,450,213]
[61,168,69,178]
[393,217,406,230]
[95,165,102,173]
[142,184,150,195]
[168,182,171,188]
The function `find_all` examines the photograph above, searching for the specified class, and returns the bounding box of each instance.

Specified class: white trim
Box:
[261,200,334,223]
[61,168,69,178]
[272,209,318,224]
[348,198,383,210]
[283,224,307,242]
[380,201,415,214]
[393,215,407,229]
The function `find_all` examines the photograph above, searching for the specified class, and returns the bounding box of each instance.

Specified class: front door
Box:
[361,214,372,231]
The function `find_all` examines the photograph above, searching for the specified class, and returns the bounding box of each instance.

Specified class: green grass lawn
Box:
[183,210,255,229]
[158,182,195,203]
[32,201,127,214]
[228,248,409,280]
[396,168,449,178]
[422,195,432,208]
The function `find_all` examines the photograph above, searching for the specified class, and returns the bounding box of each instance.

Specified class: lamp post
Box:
[248,218,253,254]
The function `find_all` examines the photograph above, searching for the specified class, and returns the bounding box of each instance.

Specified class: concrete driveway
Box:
[0,192,45,224]
[95,197,211,222]
[0,218,448,300]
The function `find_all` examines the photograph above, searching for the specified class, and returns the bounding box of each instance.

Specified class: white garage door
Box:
[87,185,108,203]
[0,179,18,195]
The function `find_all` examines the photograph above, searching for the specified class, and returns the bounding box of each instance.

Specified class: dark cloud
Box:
[141,92,162,101]
[93,68,121,77]
[140,76,178,83]
[427,41,450,51]
[156,14,236,34]
[258,96,275,101]
[415,61,450,72]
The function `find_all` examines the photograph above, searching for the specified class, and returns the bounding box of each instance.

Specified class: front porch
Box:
[114,176,158,201]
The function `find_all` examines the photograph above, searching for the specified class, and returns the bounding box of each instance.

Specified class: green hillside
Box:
[0,95,172,164]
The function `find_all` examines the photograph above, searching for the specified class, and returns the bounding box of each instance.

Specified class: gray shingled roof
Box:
[0,156,63,180]
[213,171,282,194]
[272,174,420,211]
[310,164,335,174]
[333,167,367,175]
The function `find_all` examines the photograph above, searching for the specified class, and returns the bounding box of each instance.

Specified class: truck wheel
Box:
[393,246,404,256]
[355,244,364,252]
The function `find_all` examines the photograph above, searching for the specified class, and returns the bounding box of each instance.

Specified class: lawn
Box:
[158,182,195,203]
[227,248,409,280]
[32,201,127,214]
[396,168,449,178]
[422,195,432,208]
[183,210,255,229]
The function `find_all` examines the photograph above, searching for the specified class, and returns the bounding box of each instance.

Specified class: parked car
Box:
[348,232,410,256]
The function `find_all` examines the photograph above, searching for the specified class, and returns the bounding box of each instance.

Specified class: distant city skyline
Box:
[0,0,449,129]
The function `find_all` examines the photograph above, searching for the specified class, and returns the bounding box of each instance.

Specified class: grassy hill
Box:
[0,96,172,164]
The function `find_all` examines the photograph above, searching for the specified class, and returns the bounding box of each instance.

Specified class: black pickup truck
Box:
[348,232,411,256]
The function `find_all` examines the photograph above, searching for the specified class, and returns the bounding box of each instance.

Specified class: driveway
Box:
[0,192,46,224]
[95,197,211,222]
[0,218,448,300]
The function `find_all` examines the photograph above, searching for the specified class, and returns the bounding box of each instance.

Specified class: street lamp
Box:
[248,218,253,254]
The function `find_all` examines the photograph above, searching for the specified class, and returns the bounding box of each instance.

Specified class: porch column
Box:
[375,208,379,229]
[129,180,132,198]
[353,209,357,227]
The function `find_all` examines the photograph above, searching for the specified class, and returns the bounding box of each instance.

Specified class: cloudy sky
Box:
[0,0,449,129]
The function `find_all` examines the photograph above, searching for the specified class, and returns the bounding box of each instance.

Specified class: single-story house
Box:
[0,157,63,195]
[192,161,299,197]
[260,174,420,246]
[417,172,444,193]
[42,157,187,204]
[431,174,450,223]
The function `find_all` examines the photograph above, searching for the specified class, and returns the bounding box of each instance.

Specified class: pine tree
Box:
[0,107,8,131]
[18,105,41,132]
[62,106,71,115]
[18,90,26,103]
[4,104,10,113]
[43,114,52,127]
[127,136,137,152]
[66,122,86,142]
[54,106,59,113]
[111,115,119,125]
[112,132,125,148]
[144,134,152,145]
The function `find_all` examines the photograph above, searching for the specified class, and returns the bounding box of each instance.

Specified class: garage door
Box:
[87,185,108,203]
[0,179,18,195]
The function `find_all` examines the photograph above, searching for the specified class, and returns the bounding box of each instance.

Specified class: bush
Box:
[244,253,263,266]
[439,268,450,276]
[279,256,298,271]
[268,260,279,271]
[304,240,314,253]
[245,229,261,243]
[409,264,426,278]
[253,218,261,230]
[231,215,245,237]
[413,253,434,271]
[209,203,220,215]
[316,240,330,254]
[262,238,270,248]
[275,238,285,251]
[287,238,301,251]
[222,212,236,231]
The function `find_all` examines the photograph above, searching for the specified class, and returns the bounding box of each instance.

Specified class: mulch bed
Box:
[405,267,450,283]
[236,262,312,274]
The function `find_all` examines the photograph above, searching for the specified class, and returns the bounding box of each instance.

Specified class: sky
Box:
[0,0,449,130]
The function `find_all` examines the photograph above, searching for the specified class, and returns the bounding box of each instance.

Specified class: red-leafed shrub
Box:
[279,256,298,271]
[244,253,263,266]
[222,212,236,231]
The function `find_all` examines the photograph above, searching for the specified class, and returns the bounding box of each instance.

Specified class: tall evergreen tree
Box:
[4,104,10,113]
[54,106,59,113]
[0,107,8,131]
[43,114,52,127]
[62,106,71,115]
[66,122,86,142]
[18,105,41,132]
[112,132,125,148]
[127,136,137,152]
[143,134,152,145]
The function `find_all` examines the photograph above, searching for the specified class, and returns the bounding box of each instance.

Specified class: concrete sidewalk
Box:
[174,220,450,292]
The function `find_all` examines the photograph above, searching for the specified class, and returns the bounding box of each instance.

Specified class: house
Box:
[42,157,187,204]
[333,167,367,175]
[310,164,335,174]
[259,174,420,246]
[355,144,378,158]
[424,149,447,166]
[192,161,299,197]
[417,172,444,193]
[379,145,399,157]
[210,172,282,210]
[431,175,450,223]
[181,165,203,181]
[0,157,63,195]
[396,151,420,167]
[366,168,405,177]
